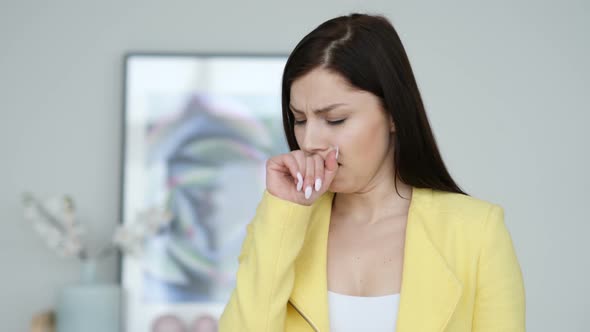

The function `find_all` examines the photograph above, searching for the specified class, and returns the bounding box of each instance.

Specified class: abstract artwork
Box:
[121,53,287,331]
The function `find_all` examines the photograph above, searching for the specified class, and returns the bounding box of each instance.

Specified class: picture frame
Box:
[120,53,288,331]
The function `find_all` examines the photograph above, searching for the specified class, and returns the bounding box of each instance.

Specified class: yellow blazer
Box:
[219,187,525,331]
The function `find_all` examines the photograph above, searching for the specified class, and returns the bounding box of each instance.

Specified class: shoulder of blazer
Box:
[428,189,501,222]
[420,189,504,244]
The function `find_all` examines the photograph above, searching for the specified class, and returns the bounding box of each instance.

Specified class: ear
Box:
[385,108,396,133]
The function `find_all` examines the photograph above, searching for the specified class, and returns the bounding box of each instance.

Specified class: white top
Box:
[328,290,400,332]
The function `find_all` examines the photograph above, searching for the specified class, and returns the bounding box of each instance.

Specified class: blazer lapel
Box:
[290,187,463,332]
[290,191,334,331]
[395,187,463,332]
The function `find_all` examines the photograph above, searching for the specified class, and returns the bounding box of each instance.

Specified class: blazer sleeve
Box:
[472,204,526,332]
[218,190,315,332]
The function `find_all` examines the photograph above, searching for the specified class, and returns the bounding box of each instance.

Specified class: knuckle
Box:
[267,156,278,167]
[293,150,304,159]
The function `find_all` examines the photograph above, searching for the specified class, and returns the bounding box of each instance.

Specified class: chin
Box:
[328,179,352,194]
[327,182,340,193]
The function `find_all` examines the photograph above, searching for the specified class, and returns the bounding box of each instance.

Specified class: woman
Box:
[219,13,525,332]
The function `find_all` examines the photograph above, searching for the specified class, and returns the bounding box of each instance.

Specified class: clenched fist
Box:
[265,146,340,206]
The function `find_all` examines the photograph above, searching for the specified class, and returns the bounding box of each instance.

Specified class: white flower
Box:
[23,191,174,262]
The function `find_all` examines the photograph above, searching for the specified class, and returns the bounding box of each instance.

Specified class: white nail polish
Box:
[315,178,322,191]
[305,186,312,199]
[296,172,303,191]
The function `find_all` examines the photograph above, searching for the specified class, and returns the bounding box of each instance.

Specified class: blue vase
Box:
[56,260,122,332]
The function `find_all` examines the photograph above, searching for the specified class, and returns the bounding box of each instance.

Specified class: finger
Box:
[313,154,324,192]
[291,150,307,191]
[304,156,315,200]
[281,153,304,192]
[323,148,339,187]
[290,150,306,170]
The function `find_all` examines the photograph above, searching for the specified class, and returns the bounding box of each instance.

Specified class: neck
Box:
[331,173,413,226]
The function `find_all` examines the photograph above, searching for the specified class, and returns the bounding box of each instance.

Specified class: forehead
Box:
[290,68,362,107]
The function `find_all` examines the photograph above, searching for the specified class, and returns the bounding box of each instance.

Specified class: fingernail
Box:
[305,186,312,199]
[335,145,339,160]
[296,172,303,192]
[315,178,322,191]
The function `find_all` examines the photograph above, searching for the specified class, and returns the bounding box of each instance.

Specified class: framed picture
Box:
[120,53,288,332]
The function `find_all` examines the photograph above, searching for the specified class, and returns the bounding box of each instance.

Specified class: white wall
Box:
[1,1,588,331]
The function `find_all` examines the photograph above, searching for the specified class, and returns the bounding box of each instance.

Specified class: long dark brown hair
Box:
[281,13,467,196]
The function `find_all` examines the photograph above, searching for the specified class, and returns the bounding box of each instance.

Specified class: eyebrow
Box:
[289,103,348,114]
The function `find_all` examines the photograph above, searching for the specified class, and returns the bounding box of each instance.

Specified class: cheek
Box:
[334,125,389,188]
[340,120,389,162]
[293,127,301,145]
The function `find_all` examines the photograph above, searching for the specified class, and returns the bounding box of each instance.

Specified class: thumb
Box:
[323,147,339,187]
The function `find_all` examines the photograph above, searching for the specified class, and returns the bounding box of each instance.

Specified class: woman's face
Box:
[290,68,395,193]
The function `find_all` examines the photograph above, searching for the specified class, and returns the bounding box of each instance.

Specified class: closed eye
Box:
[293,119,346,126]
[327,119,346,125]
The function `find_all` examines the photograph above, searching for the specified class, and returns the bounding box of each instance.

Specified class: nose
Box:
[299,121,329,157]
